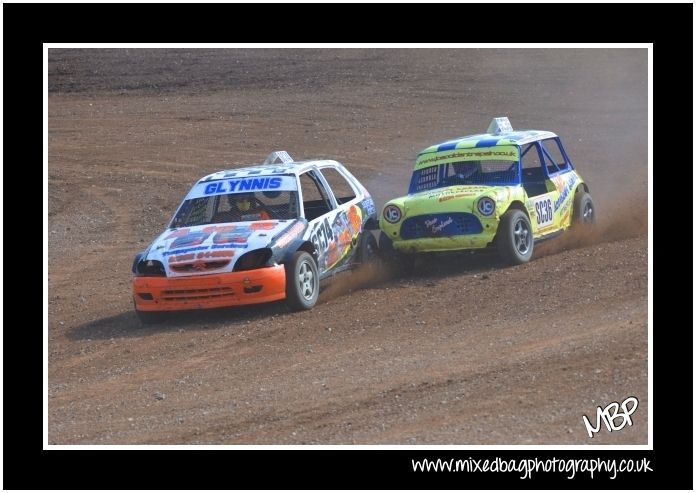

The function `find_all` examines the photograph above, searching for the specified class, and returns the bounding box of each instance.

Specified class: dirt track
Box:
[47,48,649,444]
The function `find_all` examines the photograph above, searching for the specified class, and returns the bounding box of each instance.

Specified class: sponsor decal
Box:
[416,146,519,168]
[170,232,209,249]
[213,226,253,245]
[165,228,192,240]
[212,242,246,249]
[436,191,482,202]
[169,250,236,263]
[347,205,362,233]
[362,197,376,216]
[273,221,306,249]
[426,216,453,234]
[383,205,402,223]
[163,245,210,257]
[189,175,297,198]
[429,186,487,202]
[250,221,278,230]
[168,253,195,263]
[308,207,362,270]
[553,173,577,211]
[204,177,282,195]
[196,249,235,259]
[163,224,261,256]
[477,197,496,216]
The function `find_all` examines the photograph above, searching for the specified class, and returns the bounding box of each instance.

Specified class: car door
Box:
[317,165,368,265]
[299,166,369,276]
[539,137,577,230]
[520,142,557,235]
[298,168,348,277]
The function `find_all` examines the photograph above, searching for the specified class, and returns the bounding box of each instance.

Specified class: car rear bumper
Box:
[132,265,286,312]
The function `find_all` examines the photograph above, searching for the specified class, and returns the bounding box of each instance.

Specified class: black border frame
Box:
[11,2,690,490]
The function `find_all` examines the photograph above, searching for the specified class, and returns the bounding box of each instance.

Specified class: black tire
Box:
[379,231,415,274]
[359,232,379,265]
[285,251,319,311]
[572,189,596,226]
[497,209,534,265]
[378,231,395,259]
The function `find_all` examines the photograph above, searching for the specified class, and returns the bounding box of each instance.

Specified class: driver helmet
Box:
[234,193,254,212]
[453,161,478,177]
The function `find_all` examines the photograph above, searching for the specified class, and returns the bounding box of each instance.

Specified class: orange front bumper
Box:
[132,265,286,312]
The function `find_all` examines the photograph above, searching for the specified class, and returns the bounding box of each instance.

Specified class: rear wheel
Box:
[497,209,534,265]
[572,189,596,226]
[285,251,319,311]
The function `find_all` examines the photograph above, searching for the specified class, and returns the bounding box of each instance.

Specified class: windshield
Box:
[171,190,300,227]
[409,146,520,193]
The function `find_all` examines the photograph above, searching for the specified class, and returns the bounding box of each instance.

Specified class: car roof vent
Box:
[263,150,294,165]
[487,117,513,135]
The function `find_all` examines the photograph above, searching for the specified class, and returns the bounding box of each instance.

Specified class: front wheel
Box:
[379,231,415,275]
[497,209,534,265]
[285,251,319,311]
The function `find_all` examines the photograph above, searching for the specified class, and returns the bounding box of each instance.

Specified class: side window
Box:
[520,143,548,197]
[258,190,299,220]
[319,167,358,204]
[300,171,334,221]
[521,143,543,170]
[540,138,568,174]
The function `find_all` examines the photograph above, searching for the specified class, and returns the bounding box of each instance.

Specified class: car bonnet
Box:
[144,220,295,277]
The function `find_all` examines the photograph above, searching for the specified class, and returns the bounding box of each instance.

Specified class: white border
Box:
[44,43,652,451]
[47,42,647,49]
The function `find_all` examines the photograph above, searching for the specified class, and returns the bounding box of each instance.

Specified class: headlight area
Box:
[382,204,402,224]
[476,196,496,217]
[233,248,273,272]
[134,258,166,277]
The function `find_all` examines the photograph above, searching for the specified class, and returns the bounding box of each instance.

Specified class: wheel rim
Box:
[297,260,316,301]
[582,201,594,222]
[513,218,530,255]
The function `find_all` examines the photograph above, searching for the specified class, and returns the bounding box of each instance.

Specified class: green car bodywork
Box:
[379,118,595,265]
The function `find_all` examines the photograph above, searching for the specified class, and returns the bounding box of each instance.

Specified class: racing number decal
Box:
[310,217,334,254]
[533,196,553,228]
[308,206,363,270]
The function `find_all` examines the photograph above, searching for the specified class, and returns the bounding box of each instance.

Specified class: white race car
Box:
[132,151,378,323]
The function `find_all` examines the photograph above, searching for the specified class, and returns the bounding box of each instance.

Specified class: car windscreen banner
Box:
[415,145,519,170]
[186,175,298,199]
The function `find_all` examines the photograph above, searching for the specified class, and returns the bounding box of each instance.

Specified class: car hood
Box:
[144,220,294,277]
[393,185,502,215]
